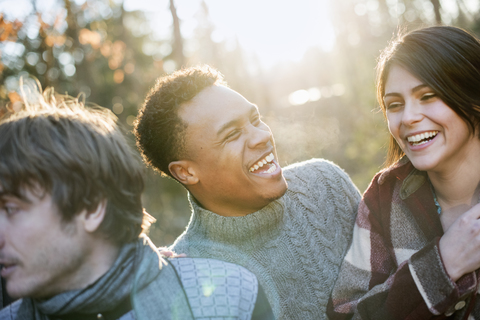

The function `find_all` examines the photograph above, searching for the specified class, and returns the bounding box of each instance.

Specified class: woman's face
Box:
[384,65,479,174]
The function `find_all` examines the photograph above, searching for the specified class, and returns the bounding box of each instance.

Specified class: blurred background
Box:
[1,0,479,245]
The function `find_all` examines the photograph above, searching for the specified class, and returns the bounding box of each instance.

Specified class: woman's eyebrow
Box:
[384,84,429,99]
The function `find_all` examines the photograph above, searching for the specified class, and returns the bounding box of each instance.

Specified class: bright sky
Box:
[123,0,336,67]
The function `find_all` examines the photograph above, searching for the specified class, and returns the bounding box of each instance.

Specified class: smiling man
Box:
[134,65,362,320]
[0,89,274,319]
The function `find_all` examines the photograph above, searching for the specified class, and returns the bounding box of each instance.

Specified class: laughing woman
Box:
[327,26,480,320]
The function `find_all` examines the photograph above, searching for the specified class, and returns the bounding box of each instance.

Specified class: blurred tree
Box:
[168,0,185,68]
[431,0,442,23]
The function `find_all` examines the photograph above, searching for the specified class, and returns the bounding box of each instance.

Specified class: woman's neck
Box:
[427,137,480,210]
[427,150,480,232]
[429,169,480,208]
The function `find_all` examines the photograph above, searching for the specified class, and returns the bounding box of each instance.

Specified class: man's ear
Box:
[79,199,107,233]
[169,160,199,185]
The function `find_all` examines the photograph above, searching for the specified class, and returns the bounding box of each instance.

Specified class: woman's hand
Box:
[439,203,480,281]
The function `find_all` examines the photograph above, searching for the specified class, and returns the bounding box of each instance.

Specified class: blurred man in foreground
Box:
[0,87,273,319]
[134,65,361,320]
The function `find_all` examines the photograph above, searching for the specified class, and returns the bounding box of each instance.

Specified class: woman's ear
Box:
[169,160,199,185]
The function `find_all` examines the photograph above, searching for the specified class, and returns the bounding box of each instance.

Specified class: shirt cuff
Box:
[408,237,477,315]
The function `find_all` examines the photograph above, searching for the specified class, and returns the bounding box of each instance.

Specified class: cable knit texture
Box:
[170,159,361,320]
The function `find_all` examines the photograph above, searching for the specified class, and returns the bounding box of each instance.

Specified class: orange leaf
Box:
[8,91,21,103]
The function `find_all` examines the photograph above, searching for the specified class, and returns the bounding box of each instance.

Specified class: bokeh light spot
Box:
[163,60,176,74]
[113,69,124,83]
[289,90,310,106]
[126,115,136,126]
[113,103,124,114]
[64,64,76,76]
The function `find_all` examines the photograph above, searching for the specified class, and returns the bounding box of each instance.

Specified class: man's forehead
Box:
[179,86,257,127]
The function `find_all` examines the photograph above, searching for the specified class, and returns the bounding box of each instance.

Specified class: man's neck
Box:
[80,240,121,287]
[189,193,273,217]
[35,239,121,300]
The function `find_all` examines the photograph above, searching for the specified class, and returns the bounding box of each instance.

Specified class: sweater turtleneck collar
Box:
[185,193,285,247]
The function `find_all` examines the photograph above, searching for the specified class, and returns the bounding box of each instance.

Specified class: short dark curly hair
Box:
[134,65,226,178]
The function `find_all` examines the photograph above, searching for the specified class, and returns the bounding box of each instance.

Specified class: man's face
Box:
[179,85,288,216]
[0,188,90,299]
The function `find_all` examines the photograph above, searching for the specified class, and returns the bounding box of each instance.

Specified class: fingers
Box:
[462,202,480,220]
[158,247,187,258]
[440,207,480,280]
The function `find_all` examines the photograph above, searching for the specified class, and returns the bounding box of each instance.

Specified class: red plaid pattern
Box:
[327,158,480,320]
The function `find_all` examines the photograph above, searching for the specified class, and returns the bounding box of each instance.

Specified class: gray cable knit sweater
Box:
[170,159,361,320]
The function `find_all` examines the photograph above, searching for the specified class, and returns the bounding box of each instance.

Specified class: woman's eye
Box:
[386,102,402,110]
[421,93,436,101]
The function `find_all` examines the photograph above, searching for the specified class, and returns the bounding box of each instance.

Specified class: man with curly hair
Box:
[134,65,361,320]
[0,87,274,319]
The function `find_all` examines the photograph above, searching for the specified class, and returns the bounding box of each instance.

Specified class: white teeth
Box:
[249,153,276,172]
[407,131,438,144]
[264,163,277,174]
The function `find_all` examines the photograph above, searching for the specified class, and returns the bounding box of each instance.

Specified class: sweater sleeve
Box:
[327,179,478,320]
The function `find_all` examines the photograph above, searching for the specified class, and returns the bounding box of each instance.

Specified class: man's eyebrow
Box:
[384,84,429,99]
[216,105,258,138]
[0,191,30,203]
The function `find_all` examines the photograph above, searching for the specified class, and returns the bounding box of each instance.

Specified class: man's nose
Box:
[247,123,272,149]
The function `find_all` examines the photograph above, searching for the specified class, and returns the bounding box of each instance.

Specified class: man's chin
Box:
[6,280,48,300]
[264,179,288,202]
[5,285,23,300]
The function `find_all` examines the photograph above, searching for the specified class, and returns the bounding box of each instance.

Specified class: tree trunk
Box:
[430,0,442,24]
[169,0,185,68]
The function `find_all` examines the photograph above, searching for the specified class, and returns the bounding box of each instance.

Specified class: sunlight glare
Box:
[288,84,345,106]
[289,90,310,106]
[204,0,336,67]
[123,0,336,68]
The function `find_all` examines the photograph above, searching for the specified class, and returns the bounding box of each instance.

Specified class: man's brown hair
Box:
[0,86,153,244]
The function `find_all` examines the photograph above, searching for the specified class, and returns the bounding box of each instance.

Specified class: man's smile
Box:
[249,152,278,174]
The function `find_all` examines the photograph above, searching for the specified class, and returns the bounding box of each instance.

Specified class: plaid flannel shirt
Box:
[327,157,480,320]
